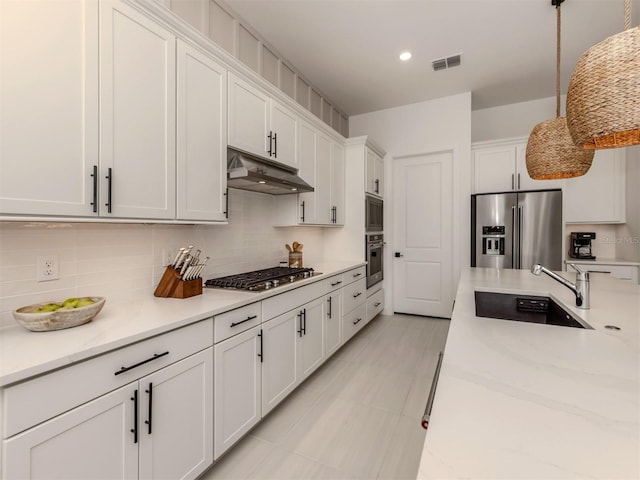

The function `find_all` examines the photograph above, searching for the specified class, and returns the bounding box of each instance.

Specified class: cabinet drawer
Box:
[214,302,262,343]
[3,319,213,439]
[342,303,367,344]
[366,289,384,322]
[325,274,344,292]
[342,278,367,315]
[342,266,366,286]
[262,281,325,321]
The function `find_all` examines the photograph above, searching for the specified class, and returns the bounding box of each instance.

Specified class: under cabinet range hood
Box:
[227,148,314,195]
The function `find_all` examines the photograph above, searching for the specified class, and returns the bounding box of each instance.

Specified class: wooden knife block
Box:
[154,266,202,299]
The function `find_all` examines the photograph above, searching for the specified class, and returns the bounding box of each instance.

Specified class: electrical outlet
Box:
[37,255,59,282]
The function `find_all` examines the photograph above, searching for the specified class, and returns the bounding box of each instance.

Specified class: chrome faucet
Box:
[531,263,590,309]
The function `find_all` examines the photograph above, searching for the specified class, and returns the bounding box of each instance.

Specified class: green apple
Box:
[76,297,95,308]
[62,298,80,309]
[35,303,61,313]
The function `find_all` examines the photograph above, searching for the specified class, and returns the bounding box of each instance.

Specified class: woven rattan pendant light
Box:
[526,0,594,180]
[566,0,640,149]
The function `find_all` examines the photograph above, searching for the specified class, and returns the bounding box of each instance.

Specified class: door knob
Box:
[395,252,403,258]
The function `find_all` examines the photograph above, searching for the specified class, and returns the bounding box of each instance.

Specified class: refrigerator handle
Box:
[518,206,523,269]
[511,206,516,268]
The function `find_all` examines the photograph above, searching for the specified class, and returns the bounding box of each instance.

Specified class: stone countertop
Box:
[0,261,364,387]
[418,267,640,480]
[565,258,640,267]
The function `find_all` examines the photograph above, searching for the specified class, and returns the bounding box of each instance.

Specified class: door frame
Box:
[387,144,464,317]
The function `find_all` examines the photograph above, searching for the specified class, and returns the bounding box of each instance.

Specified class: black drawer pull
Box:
[331,280,342,287]
[374,302,381,307]
[230,315,258,328]
[144,382,153,435]
[353,272,362,278]
[353,318,362,325]
[353,292,362,298]
[131,389,138,444]
[115,351,169,376]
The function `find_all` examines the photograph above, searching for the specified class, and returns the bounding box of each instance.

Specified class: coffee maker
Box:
[569,232,596,260]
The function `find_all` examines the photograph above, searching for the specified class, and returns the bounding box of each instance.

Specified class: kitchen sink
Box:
[474,291,591,329]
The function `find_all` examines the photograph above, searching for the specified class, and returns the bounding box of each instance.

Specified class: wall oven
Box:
[366,234,384,288]
[365,194,383,233]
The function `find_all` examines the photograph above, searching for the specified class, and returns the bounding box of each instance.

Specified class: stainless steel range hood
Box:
[227,148,314,195]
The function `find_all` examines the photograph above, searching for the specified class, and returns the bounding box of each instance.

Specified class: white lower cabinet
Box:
[297,297,325,380]
[3,348,213,480]
[342,303,367,344]
[324,290,343,357]
[213,326,262,460]
[366,288,384,322]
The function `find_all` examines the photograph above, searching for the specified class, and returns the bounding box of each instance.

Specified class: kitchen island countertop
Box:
[0,261,364,388]
[418,267,640,480]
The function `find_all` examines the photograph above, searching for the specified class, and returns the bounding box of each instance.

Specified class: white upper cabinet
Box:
[297,120,318,224]
[472,138,559,193]
[99,0,176,220]
[366,148,384,197]
[228,73,298,169]
[0,0,99,217]
[331,141,346,225]
[564,148,626,224]
[176,40,227,222]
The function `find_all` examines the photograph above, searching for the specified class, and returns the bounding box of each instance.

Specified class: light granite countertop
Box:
[0,261,364,388]
[418,267,640,480]
[565,258,640,267]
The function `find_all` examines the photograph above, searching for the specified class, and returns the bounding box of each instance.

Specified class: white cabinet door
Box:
[331,141,346,225]
[0,0,99,217]
[324,291,343,358]
[315,134,333,224]
[271,101,298,168]
[176,40,227,222]
[138,348,213,480]
[297,120,318,224]
[564,148,626,223]
[262,310,298,415]
[3,384,137,480]
[214,327,262,460]
[100,0,176,219]
[297,297,325,380]
[366,148,384,197]
[228,73,270,159]
[472,145,516,193]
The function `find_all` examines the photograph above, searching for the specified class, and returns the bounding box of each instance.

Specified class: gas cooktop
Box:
[204,266,318,292]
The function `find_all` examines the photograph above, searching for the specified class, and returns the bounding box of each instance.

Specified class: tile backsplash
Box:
[0,190,326,328]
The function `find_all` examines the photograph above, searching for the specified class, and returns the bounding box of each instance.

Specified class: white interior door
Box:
[393,151,454,318]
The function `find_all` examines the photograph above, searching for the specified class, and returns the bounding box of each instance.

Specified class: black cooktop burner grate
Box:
[204,267,315,291]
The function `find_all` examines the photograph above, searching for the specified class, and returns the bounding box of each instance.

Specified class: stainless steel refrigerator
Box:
[471,189,563,271]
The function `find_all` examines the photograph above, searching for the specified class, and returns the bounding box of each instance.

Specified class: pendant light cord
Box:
[624,0,631,30]
[556,3,561,118]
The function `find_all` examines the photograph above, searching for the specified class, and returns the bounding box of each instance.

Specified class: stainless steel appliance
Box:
[365,194,383,232]
[204,266,317,292]
[569,232,596,260]
[366,233,384,288]
[471,189,562,271]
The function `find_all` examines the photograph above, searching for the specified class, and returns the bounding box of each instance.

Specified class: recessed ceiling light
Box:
[399,51,412,61]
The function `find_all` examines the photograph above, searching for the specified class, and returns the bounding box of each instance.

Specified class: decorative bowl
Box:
[13,297,106,332]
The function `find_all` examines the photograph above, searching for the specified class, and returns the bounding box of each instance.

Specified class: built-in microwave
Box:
[365,194,383,232]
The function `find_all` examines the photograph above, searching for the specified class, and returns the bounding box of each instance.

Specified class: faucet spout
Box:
[531,263,590,309]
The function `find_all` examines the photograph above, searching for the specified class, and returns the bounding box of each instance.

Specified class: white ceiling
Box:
[224,0,640,116]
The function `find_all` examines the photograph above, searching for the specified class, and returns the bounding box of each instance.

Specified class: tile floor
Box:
[200,313,451,480]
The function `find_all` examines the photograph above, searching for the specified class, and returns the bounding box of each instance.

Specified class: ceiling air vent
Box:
[432,54,462,71]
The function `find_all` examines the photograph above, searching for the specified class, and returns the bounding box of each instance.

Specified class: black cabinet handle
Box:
[115,351,169,376]
[374,302,381,307]
[224,188,228,218]
[352,317,362,325]
[327,296,332,319]
[267,132,273,156]
[300,200,305,222]
[353,292,362,298]
[422,352,444,430]
[90,165,98,213]
[105,167,113,213]
[331,280,342,287]
[230,315,258,328]
[273,132,277,158]
[131,389,138,444]
[257,330,263,363]
[302,308,306,335]
[297,311,304,337]
[145,383,153,435]
[353,272,362,278]
[374,178,379,194]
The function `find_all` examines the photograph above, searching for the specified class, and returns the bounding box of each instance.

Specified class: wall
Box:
[0,190,325,328]
[349,92,472,312]
[616,145,640,261]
